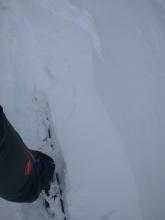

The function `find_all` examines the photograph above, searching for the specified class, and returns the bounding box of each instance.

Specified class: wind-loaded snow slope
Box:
[0,0,165,220]
[71,0,165,220]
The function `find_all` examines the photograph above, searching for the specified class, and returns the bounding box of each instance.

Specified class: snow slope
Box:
[0,0,165,220]
[70,0,165,219]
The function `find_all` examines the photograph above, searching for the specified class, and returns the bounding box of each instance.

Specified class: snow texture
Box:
[0,0,165,220]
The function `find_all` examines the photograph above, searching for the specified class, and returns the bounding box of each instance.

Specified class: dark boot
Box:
[30,150,55,192]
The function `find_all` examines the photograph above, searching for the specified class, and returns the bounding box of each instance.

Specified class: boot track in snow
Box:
[20,91,68,220]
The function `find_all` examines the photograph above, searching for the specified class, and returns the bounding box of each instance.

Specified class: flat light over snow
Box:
[0,0,165,220]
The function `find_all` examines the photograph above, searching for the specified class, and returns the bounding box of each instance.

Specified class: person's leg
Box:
[0,105,55,203]
[0,106,41,202]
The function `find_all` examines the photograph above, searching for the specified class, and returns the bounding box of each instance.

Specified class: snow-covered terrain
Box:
[0,0,165,220]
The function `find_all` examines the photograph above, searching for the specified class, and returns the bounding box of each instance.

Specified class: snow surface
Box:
[0,0,165,220]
